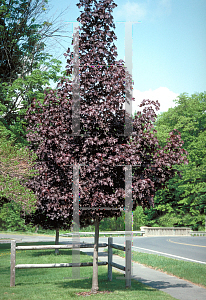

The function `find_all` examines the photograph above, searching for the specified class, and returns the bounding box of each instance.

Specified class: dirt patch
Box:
[76,290,113,296]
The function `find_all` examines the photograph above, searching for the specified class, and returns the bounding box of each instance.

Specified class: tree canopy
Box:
[0,0,71,144]
[0,134,37,230]
[145,92,206,230]
[25,0,189,292]
[0,0,71,230]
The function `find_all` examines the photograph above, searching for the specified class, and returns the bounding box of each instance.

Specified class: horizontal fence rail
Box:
[16,243,107,250]
[16,262,107,269]
[111,262,125,271]
[10,238,131,288]
[110,244,125,251]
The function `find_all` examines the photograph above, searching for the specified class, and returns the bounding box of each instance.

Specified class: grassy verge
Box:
[0,230,56,236]
[0,242,176,300]
[105,249,206,288]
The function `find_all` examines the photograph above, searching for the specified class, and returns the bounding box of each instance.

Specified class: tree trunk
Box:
[55,228,59,255]
[91,216,99,293]
[35,225,38,233]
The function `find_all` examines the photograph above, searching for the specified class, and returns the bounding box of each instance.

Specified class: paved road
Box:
[76,235,206,264]
[62,235,206,264]
[1,233,206,263]
[88,236,206,264]
[132,236,206,264]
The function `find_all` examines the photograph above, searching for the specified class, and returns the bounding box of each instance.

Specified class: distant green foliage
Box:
[145,92,206,230]
[0,135,37,231]
[99,214,124,231]
[0,0,72,232]
[0,201,27,231]
[0,57,63,145]
[132,206,147,230]
[0,0,70,145]
[99,207,146,231]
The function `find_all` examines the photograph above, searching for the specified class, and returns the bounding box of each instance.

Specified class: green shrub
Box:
[0,201,27,231]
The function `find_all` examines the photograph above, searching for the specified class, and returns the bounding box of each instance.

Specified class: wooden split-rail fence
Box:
[10,237,131,288]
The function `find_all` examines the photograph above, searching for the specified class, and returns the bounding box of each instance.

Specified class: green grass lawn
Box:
[0,242,176,300]
[106,249,206,288]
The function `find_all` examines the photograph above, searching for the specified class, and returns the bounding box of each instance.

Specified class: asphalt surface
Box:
[91,235,206,264]
[1,233,206,300]
[132,236,206,264]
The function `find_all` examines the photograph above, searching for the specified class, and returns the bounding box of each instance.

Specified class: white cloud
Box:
[115,1,147,21]
[158,0,171,9]
[132,87,179,115]
[114,0,172,23]
[156,0,172,16]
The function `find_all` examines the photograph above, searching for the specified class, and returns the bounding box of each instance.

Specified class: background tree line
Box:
[0,0,205,233]
[0,0,71,231]
[144,92,206,230]
[86,91,206,232]
[0,0,71,144]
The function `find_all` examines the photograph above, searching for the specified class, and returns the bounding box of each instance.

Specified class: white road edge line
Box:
[132,246,206,265]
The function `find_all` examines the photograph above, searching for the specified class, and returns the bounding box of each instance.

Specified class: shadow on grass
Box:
[55,271,156,293]
[80,250,108,258]
[26,249,72,257]
[56,273,194,295]
[0,266,10,276]
[0,243,11,250]
[13,267,150,292]
[15,268,51,278]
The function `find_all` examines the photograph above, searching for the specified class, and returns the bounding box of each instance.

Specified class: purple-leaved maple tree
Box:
[25,0,189,293]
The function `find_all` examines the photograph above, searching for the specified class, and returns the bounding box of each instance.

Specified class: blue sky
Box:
[46,0,206,115]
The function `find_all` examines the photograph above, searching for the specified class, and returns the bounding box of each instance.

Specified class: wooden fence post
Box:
[108,237,113,281]
[10,240,16,287]
[125,240,131,288]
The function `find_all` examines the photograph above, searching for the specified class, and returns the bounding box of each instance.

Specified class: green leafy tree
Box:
[146,92,206,230]
[0,57,63,145]
[0,0,70,85]
[0,135,37,231]
[0,0,71,143]
[0,0,72,231]
[0,201,29,231]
